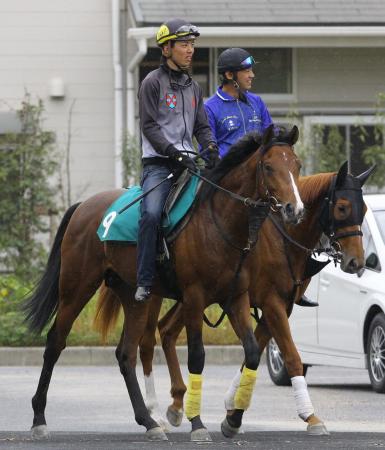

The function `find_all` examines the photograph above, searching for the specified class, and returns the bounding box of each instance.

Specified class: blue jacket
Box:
[204,88,273,157]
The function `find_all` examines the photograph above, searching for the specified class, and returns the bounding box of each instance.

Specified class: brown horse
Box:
[99,161,374,437]
[24,125,304,442]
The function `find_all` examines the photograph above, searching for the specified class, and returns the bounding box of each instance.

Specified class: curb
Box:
[0,346,266,366]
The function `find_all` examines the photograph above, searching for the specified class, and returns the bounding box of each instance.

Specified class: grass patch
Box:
[67,297,241,346]
[0,273,243,346]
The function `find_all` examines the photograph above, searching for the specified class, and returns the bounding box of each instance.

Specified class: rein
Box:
[268,172,365,305]
[203,200,270,328]
[201,141,294,329]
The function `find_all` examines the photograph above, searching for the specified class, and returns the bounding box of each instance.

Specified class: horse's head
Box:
[258,125,304,224]
[319,161,376,273]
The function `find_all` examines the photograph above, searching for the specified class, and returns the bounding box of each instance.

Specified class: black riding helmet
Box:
[156,18,200,46]
[217,48,256,73]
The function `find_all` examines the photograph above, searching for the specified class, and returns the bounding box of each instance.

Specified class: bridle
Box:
[269,171,366,266]
[256,141,298,213]
[318,173,364,256]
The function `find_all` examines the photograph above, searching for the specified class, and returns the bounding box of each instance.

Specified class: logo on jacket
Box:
[222,115,240,131]
[166,93,177,109]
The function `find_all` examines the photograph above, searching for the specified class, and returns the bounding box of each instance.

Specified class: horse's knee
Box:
[243,332,260,370]
[117,351,137,376]
[160,325,178,351]
[140,334,156,358]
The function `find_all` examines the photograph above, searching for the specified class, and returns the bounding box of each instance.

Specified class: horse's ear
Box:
[262,124,275,146]
[288,125,299,145]
[356,164,376,187]
[335,161,349,187]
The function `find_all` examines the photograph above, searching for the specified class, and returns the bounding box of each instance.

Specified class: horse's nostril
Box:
[285,203,294,216]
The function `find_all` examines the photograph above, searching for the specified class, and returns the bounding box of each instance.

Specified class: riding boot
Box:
[297,294,319,307]
[135,286,152,302]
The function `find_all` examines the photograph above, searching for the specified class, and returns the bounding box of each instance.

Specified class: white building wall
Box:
[297,47,385,109]
[0,0,115,203]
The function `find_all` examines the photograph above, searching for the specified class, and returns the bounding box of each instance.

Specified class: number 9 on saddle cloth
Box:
[97,171,199,294]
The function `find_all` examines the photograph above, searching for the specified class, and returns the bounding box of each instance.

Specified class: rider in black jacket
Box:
[135,18,218,302]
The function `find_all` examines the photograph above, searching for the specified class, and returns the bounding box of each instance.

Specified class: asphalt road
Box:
[0,363,384,449]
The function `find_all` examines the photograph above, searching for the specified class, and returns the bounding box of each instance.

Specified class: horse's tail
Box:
[93,282,121,343]
[23,202,82,334]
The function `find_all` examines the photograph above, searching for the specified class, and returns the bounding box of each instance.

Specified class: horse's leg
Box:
[263,298,329,435]
[115,287,167,441]
[138,295,168,431]
[158,302,186,427]
[183,288,211,442]
[224,318,271,413]
[220,292,261,438]
[31,265,103,439]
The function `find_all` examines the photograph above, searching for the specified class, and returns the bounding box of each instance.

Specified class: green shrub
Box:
[0,275,44,346]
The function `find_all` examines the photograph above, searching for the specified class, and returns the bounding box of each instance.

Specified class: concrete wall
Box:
[0,0,115,203]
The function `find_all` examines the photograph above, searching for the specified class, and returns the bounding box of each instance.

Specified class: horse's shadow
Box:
[307,383,373,392]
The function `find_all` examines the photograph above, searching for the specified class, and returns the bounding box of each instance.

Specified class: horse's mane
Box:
[299,172,334,205]
[198,127,293,202]
[198,131,263,202]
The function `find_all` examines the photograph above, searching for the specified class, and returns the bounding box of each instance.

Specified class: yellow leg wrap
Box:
[234,367,257,410]
[184,373,203,420]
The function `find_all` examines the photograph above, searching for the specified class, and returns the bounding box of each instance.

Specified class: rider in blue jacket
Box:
[205,48,273,157]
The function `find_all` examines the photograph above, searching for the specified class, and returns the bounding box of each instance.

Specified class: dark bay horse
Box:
[24,125,304,442]
[97,161,374,437]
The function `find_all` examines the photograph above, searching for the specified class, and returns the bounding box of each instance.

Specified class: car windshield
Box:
[374,210,385,244]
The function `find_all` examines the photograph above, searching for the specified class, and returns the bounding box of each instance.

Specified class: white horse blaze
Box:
[289,171,304,215]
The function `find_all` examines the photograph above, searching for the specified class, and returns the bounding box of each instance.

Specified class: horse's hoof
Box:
[221,417,240,438]
[146,426,168,441]
[307,421,330,436]
[149,409,169,432]
[166,405,183,427]
[191,427,212,442]
[31,425,50,440]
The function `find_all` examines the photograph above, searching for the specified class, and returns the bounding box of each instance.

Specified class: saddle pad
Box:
[97,175,199,243]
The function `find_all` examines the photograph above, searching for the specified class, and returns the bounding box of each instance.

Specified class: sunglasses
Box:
[240,56,256,68]
[175,25,199,36]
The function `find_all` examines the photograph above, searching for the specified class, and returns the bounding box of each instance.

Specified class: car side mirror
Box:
[365,252,379,270]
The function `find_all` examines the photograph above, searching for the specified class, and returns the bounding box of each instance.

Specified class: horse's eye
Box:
[264,164,273,173]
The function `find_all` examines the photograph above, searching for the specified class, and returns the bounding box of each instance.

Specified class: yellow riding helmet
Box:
[156,18,200,46]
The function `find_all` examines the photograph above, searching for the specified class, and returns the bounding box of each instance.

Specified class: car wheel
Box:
[266,338,308,386]
[366,312,385,393]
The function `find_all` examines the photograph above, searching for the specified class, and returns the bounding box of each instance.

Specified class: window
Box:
[304,116,385,180]
[139,47,210,97]
[139,47,293,99]
[362,219,381,272]
[218,47,293,96]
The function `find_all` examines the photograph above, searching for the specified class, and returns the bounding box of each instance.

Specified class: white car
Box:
[266,194,385,393]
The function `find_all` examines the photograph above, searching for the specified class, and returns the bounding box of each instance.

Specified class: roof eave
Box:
[128,25,385,47]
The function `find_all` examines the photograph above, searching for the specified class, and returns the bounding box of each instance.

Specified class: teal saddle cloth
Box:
[97,175,199,243]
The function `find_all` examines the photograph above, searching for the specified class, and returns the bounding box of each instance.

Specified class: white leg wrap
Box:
[144,373,159,413]
[291,376,314,421]
[224,369,242,411]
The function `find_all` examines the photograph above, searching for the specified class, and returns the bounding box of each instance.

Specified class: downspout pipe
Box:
[112,0,123,188]
[127,37,147,137]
